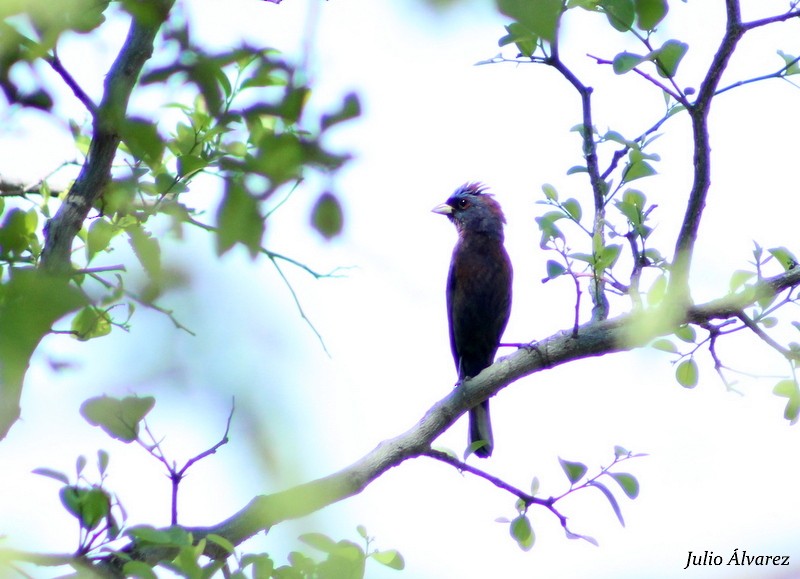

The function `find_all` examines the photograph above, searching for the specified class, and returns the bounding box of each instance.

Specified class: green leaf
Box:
[729,269,755,293]
[596,244,622,271]
[498,22,539,57]
[0,270,87,438]
[773,379,800,424]
[496,0,563,42]
[545,260,566,280]
[310,192,344,240]
[86,218,116,262]
[613,445,629,458]
[127,225,162,280]
[674,324,696,343]
[777,50,800,76]
[559,457,588,484]
[634,0,668,30]
[622,188,646,210]
[120,118,164,167]
[71,306,112,341]
[58,486,110,531]
[207,534,235,555]
[76,455,87,477]
[651,338,677,353]
[122,561,158,579]
[615,200,641,225]
[530,476,540,495]
[653,40,688,78]
[216,181,264,257]
[768,246,798,271]
[601,0,635,31]
[299,533,338,554]
[675,359,698,388]
[562,198,582,221]
[509,514,535,551]
[126,525,192,546]
[566,165,588,175]
[589,481,624,526]
[80,395,155,442]
[609,472,640,498]
[321,92,361,131]
[612,51,646,74]
[97,449,109,476]
[177,154,208,179]
[0,208,35,255]
[31,467,70,484]
[371,549,405,570]
[622,160,656,183]
[541,183,558,201]
[647,274,667,306]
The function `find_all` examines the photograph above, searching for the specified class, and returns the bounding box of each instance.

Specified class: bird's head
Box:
[432,182,507,239]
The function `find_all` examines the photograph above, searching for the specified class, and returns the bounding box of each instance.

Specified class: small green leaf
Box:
[122,561,158,579]
[609,472,640,498]
[541,183,558,201]
[71,306,112,341]
[729,269,755,292]
[558,457,588,484]
[768,246,798,271]
[622,160,656,183]
[777,50,800,76]
[674,324,696,343]
[310,192,344,240]
[120,118,164,167]
[773,379,800,424]
[299,532,338,554]
[530,476,540,496]
[509,514,535,551]
[321,92,361,130]
[206,534,235,555]
[613,445,629,458]
[371,549,405,570]
[612,51,646,74]
[675,359,698,388]
[356,525,368,539]
[496,0,563,42]
[86,218,115,262]
[601,0,635,31]
[80,395,155,442]
[545,260,566,280]
[127,225,162,279]
[76,455,87,477]
[651,338,677,353]
[32,467,70,484]
[97,450,109,476]
[647,274,667,306]
[634,0,668,30]
[562,198,582,221]
[653,39,688,78]
[216,181,264,257]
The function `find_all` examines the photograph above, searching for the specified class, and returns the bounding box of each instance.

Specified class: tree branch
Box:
[40,1,176,273]
[668,0,744,299]
[90,266,800,572]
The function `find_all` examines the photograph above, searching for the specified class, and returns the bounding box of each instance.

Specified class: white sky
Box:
[1,1,800,578]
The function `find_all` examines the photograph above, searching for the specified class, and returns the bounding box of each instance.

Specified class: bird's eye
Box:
[457,198,470,209]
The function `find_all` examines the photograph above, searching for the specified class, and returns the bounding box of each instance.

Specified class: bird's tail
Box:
[469,400,493,458]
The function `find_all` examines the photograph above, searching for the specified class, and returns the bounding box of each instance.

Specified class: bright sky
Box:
[1,1,800,578]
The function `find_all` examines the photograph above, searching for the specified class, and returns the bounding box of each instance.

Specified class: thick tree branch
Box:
[668,0,743,299]
[40,1,176,273]
[88,266,800,573]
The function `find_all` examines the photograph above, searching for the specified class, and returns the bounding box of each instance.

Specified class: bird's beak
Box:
[431,203,452,215]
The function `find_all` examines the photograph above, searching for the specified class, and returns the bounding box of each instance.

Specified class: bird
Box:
[432,182,513,458]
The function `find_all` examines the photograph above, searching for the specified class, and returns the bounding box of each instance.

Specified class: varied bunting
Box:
[432,183,513,458]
